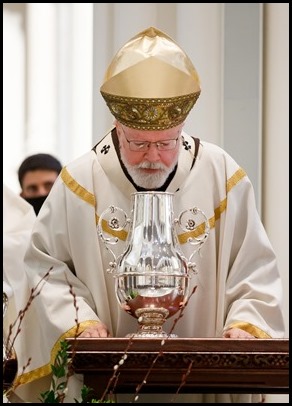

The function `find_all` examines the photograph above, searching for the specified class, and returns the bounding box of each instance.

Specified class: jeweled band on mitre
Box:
[101,91,201,130]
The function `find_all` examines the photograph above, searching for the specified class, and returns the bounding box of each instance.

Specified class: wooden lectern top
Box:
[66,337,289,397]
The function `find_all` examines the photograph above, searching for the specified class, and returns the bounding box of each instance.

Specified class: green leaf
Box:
[39,389,58,403]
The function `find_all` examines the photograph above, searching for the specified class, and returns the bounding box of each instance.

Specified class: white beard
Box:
[120,150,178,189]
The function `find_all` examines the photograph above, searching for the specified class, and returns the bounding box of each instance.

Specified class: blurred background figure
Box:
[18,153,62,214]
[3,184,36,402]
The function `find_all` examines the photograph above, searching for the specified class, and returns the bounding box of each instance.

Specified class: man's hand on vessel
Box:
[223,327,255,338]
[79,322,111,338]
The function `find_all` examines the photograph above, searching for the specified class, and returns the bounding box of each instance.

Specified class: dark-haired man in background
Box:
[18,153,62,214]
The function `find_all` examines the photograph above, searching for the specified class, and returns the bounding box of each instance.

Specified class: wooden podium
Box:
[67,338,289,399]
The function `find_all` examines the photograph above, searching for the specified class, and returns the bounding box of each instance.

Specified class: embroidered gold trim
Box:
[15,321,99,386]
[62,166,246,243]
[101,92,200,130]
[227,167,246,192]
[61,167,96,207]
[227,321,271,338]
[14,363,52,386]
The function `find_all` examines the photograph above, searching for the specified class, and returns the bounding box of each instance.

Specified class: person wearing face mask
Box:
[19,27,285,403]
[17,153,62,215]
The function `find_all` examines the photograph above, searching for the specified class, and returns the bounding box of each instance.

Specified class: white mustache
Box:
[137,162,166,170]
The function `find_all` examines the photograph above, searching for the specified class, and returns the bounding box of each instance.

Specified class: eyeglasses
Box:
[124,134,180,152]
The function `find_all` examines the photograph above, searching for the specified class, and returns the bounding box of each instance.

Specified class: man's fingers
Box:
[79,324,111,338]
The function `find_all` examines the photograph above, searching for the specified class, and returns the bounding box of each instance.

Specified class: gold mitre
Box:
[100,27,201,130]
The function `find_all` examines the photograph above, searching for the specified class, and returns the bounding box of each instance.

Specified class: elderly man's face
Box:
[116,121,183,189]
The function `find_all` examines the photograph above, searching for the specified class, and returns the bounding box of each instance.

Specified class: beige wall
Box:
[262,5,289,401]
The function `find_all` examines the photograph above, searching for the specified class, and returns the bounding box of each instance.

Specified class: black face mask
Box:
[24,195,48,215]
